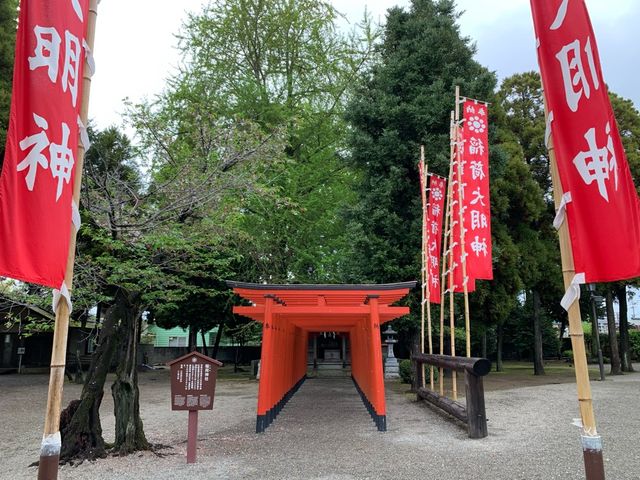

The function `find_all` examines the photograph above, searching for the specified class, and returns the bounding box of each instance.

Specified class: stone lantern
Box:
[383,325,400,379]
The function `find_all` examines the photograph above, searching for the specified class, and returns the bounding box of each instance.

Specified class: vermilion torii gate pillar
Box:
[227,281,415,432]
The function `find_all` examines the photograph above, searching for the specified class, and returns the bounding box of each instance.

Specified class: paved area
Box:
[1,368,639,479]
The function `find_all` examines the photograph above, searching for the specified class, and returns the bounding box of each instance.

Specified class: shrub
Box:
[399,359,413,384]
[630,330,640,361]
[563,349,573,361]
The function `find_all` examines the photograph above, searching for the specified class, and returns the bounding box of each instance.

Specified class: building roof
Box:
[227,280,416,327]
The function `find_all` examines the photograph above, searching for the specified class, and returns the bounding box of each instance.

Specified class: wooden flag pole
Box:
[454,86,472,358]
[420,146,427,388]
[447,110,457,401]
[421,146,434,390]
[438,149,455,396]
[543,102,605,480]
[38,2,98,479]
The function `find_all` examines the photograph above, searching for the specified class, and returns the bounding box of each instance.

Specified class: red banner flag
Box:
[531,0,640,284]
[426,175,446,303]
[461,100,493,280]
[451,150,476,294]
[0,0,89,288]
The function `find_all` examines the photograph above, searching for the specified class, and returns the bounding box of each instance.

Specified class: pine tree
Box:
[344,0,495,285]
[0,0,18,167]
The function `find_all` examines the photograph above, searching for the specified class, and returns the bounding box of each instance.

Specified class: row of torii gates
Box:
[228,281,416,433]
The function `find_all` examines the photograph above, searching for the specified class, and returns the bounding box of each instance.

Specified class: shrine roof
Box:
[227,281,416,326]
[226,281,416,292]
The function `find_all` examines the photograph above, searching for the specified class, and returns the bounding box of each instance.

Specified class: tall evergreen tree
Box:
[344,0,506,354]
[0,0,18,167]
[497,72,564,373]
[344,0,495,285]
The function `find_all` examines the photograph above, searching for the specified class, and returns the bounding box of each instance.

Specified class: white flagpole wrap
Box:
[560,272,586,312]
[52,283,73,314]
[553,191,572,230]
[544,110,554,149]
[71,199,82,231]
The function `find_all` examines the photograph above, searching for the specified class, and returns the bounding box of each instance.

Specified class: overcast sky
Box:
[90,0,639,130]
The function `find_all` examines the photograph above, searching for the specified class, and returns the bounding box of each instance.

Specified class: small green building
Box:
[144,324,220,348]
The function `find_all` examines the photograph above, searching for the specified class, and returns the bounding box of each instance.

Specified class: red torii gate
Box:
[227,281,415,432]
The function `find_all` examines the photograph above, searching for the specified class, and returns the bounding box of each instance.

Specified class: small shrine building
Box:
[227,281,415,432]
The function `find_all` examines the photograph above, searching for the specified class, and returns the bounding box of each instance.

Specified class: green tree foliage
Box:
[173,0,378,283]
[343,0,495,285]
[610,91,640,189]
[0,0,18,166]
[343,0,518,355]
[61,115,277,459]
[607,92,640,371]
[495,72,564,370]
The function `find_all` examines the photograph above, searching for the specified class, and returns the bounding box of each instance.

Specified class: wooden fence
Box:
[412,353,490,439]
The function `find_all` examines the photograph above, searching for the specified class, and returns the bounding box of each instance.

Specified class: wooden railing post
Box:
[414,353,489,439]
[413,355,424,396]
[464,370,487,439]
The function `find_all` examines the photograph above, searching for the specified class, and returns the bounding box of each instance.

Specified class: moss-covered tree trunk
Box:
[60,291,124,462]
[111,291,150,455]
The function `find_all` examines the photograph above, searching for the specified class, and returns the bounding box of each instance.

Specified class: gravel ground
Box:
[1,367,639,480]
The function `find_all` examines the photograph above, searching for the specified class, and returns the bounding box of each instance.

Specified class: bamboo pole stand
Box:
[420,146,435,390]
[454,85,472,358]
[447,111,457,400]
[38,2,98,479]
[438,152,454,396]
[420,146,427,389]
[544,103,605,480]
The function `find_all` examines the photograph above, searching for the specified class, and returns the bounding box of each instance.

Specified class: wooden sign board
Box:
[167,351,223,411]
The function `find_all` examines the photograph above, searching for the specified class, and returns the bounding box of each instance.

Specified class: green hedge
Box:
[399,359,412,384]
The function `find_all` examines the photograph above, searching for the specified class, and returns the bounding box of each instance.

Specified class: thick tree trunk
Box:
[558,319,567,359]
[188,326,197,352]
[533,290,545,375]
[496,324,503,372]
[615,284,634,372]
[200,329,208,357]
[60,292,123,462]
[111,292,150,455]
[211,322,224,359]
[606,289,622,375]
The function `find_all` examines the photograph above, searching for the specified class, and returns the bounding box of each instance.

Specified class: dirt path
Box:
[1,367,639,479]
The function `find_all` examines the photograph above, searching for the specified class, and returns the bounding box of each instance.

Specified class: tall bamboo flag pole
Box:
[421,146,435,390]
[543,101,605,480]
[38,2,98,479]
[454,86,472,358]
[438,148,454,396]
[420,145,427,388]
[447,110,457,401]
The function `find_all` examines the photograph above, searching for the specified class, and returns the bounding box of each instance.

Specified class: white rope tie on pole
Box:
[82,38,96,77]
[553,191,572,230]
[77,115,91,151]
[71,199,82,231]
[560,272,585,311]
[545,110,554,149]
[52,282,72,314]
